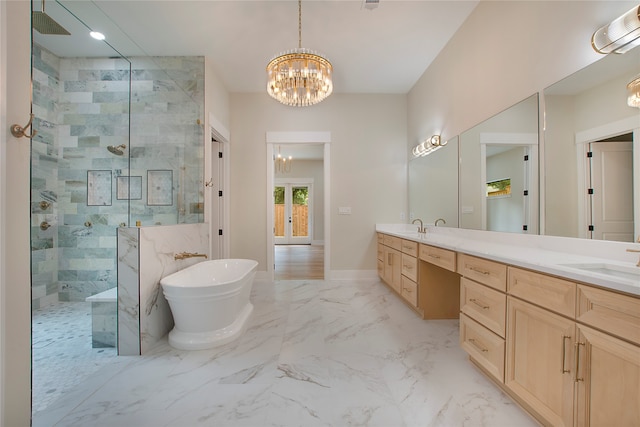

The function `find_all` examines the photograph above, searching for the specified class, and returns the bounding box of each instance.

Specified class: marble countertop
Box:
[376,224,640,297]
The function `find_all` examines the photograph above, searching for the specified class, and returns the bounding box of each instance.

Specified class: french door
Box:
[274,180,312,245]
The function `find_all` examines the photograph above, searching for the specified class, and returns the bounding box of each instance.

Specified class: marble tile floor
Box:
[33,279,539,427]
[32,301,118,413]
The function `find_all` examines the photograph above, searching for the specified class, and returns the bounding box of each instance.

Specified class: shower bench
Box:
[85,287,117,348]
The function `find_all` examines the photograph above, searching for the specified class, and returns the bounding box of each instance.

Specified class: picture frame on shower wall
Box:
[116,176,142,200]
[147,170,173,206]
[87,170,113,206]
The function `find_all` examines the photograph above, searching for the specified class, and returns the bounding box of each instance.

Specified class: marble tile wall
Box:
[31,44,62,309]
[30,45,205,307]
[118,223,209,355]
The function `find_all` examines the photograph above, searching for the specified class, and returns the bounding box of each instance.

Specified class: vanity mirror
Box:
[408,136,459,227]
[459,94,539,233]
[543,47,640,242]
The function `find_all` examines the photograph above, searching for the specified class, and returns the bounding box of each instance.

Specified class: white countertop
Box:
[376,224,640,297]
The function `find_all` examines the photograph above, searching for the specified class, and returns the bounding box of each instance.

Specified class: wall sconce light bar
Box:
[412,135,447,157]
[591,5,640,54]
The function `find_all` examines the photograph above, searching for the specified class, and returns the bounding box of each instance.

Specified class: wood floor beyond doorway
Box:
[274,245,324,280]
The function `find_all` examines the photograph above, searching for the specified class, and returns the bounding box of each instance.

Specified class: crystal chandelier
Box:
[266,0,333,107]
[275,146,293,173]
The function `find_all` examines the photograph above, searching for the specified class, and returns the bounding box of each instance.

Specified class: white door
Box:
[274,182,312,245]
[590,140,634,241]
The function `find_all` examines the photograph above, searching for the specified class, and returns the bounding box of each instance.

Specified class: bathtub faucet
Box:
[174,252,208,261]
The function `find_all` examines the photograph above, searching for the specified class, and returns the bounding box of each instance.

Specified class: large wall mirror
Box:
[408,136,459,227]
[459,94,540,233]
[543,47,640,242]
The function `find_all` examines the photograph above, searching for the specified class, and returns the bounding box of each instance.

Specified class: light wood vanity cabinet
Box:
[377,233,459,317]
[504,267,640,427]
[377,233,418,308]
[458,254,507,383]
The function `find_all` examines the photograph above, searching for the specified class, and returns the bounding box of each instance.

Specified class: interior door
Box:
[274,183,311,245]
[589,140,633,241]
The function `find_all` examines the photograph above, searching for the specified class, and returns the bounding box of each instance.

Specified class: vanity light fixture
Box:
[412,135,447,157]
[627,75,640,108]
[591,5,640,54]
[266,0,333,107]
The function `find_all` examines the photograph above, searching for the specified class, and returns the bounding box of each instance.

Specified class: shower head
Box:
[32,0,70,35]
[107,144,127,156]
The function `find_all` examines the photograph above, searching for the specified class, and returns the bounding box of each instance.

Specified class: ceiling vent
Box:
[364,0,379,11]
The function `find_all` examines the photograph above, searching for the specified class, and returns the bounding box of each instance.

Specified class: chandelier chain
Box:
[298,0,302,49]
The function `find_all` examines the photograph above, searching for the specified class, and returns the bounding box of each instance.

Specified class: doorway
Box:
[586,136,634,241]
[265,132,331,281]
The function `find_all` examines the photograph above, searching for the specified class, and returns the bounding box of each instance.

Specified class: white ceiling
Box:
[36,0,479,94]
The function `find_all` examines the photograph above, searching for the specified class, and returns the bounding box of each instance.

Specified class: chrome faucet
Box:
[434,218,446,227]
[412,218,426,233]
[174,252,208,261]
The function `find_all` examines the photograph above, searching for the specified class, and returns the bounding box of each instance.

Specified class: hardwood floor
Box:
[274,244,324,280]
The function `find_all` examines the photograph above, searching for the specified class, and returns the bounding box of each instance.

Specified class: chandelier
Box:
[275,146,293,173]
[266,0,333,107]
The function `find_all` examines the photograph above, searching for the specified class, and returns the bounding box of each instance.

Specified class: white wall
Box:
[230,93,407,273]
[407,1,636,149]
[1,2,31,425]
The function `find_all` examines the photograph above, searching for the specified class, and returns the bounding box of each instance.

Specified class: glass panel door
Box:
[274,183,311,244]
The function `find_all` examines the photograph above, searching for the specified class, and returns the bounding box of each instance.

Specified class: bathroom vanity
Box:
[376,224,640,427]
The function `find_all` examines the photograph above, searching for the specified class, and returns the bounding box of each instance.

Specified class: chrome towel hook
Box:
[11,114,37,138]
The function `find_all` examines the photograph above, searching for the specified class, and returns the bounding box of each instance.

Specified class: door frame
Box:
[206,112,230,259]
[274,178,313,245]
[575,116,640,239]
[266,131,331,281]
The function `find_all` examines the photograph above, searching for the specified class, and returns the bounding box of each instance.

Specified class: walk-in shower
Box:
[30,0,205,416]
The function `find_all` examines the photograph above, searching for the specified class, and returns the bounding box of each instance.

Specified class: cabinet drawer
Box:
[377,233,384,243]
[460,313,505,383]
[460,277,506,338]
[377,243,384,261]
[401,239,418,257]
[383,234,402,251]
[577,284,640,345]
[401,276,418,307]
[419,244,456,272]
[377,259,384,278]
[401,253,418,282]
[508,267,576,318]
[457,254,507,291]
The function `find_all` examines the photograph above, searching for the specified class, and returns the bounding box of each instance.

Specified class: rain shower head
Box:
[32,0,70,35]
[107,144,127,156]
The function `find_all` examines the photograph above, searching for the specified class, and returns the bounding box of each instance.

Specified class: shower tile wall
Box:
[31,44,61,310]
[31,44,205,308]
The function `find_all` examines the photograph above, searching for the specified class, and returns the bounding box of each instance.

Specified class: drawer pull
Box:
[561,335,571,374]
[575,341,585,382]
[468,338,488,353]
[428,254,441,259]
[388,253,393,265]
[469,266,490,275]
[403,264,414,270]
[470,298,490,310]
[403,287,413,293]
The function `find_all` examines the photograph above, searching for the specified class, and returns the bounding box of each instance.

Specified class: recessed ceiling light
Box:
[90,31,105,41]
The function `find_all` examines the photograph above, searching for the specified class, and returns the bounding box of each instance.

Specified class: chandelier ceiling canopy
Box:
[266,0,333,107]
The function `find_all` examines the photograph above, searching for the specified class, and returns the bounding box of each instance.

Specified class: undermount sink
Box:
[559,263,640,282]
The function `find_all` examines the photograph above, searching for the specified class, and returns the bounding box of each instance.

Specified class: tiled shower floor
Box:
[31,301,118,413]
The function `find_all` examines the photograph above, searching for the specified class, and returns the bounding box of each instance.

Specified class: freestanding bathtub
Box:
[160,259,258,350]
